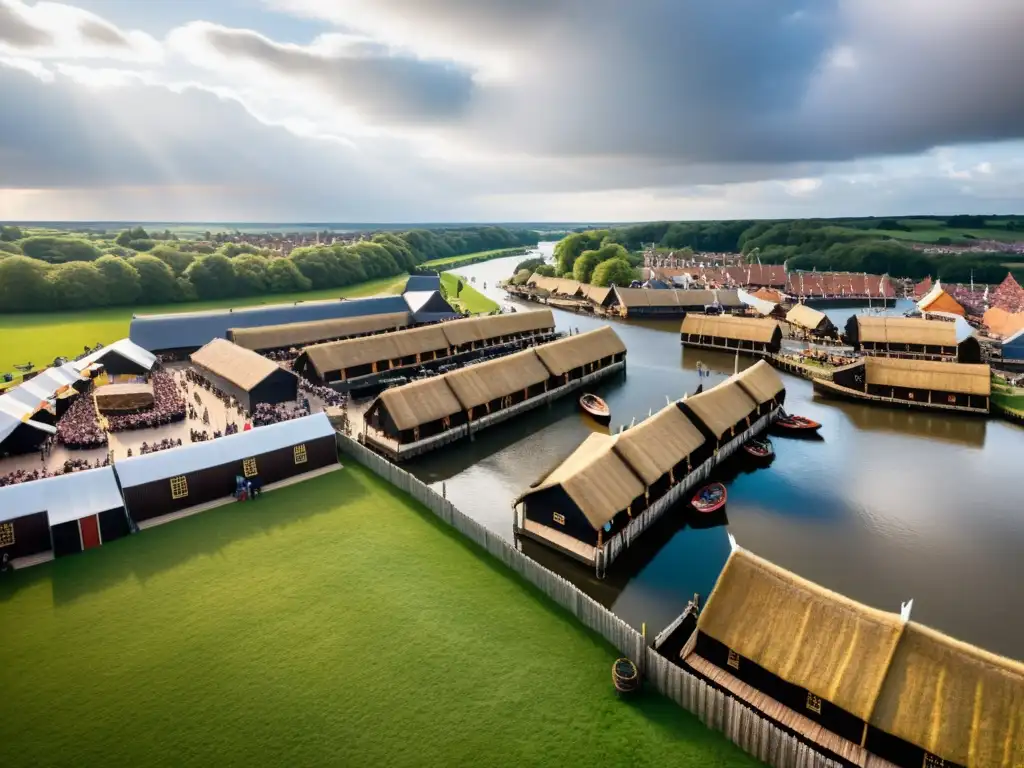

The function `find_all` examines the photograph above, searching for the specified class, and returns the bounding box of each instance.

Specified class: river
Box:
[406,245,1023,659]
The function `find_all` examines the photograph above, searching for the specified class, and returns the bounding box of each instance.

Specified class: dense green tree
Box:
[349,242,400,279]
[49,262,108,309]
[232,254,270,295]
[372,233,417,271]
[102,245,134,258]
[149,245,195,276]
[554,230,608,275]
[591,258,636,287]
[290,247,339,289]
[572,251,602,283]
[534,264,556,277]
[0,256,52,312]
[128,239,156,252]
[217,242,275,258]
[514,256,546,274]
[19,236,102,263]
[94,255,142,305]
[185,254,238,299]
[266,258,312,293]
[176,276,197,302]
[513,269,532,285]
[0,225,23,241]
[127,254,178,303]
[0,241,22,255]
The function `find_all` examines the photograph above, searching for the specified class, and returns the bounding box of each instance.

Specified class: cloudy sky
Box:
[1,0,1023,222]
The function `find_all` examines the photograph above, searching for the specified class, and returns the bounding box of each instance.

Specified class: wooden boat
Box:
[774,414,821,432]
[579,393,611,425]
[691,482,727,514]
[612,657,639,695]
[743,437,774,459]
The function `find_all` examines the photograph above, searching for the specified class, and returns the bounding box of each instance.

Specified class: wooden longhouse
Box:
[785,303,836,338]
[190,338,298,412]
[817,358,991,414]
[845,316,982,364]
[613,287,743,318]
[526,274,584,298]
[680,314,783,355]
[683,545,1024,768]
[362,327,626,458]
[227,312,411,353]
[293,310,556,386]
[515,361,784,570]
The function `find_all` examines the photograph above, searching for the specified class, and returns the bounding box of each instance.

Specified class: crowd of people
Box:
[298,376,347,408]
[252,402,310,427]
[0,455,111,487]
[106,372,186,432]
[56,395,107,449]
[137,438,182,455]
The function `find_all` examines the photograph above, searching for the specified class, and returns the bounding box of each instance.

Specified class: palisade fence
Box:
[335,432,845,768]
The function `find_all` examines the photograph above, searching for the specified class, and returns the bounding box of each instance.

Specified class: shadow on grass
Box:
[1,466,368,607]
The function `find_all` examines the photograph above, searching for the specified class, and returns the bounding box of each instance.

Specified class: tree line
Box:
[551,219,1024,285]
[0,226,537,313]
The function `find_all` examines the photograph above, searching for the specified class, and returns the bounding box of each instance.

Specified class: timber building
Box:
[363,327,625,451]
[683,545,1023,768]
[115,413,338,524]
[785,303,836,338]
[228,312,411,353]
[190,339,298,412]
[613,287,743,318]
[680,314,783,355]
[845,316,982,364]
[293,309,556,385]
[515,362,784,568]
[0,467,130,566]
[817,358,991,414]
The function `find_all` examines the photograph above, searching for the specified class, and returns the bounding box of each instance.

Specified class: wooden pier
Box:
[813,378,989,415]
[362,360,626,461]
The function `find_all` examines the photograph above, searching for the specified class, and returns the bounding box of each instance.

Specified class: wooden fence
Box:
[335,431,846,768]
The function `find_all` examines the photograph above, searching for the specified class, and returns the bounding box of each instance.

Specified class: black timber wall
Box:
[0,511,51,559]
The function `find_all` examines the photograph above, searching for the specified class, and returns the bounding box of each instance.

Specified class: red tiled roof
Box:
[786,272,895,299]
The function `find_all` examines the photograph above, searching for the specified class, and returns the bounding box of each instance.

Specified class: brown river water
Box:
[400,248,1023,659]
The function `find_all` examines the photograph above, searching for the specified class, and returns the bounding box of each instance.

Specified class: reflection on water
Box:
[417,251,1024,659]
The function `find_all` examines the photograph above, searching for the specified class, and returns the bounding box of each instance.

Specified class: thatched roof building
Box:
[614,287,742,317]
[678,375,759,446]
[686,545,1024,768]
[527,274,584,297]
[846,315,981,364]
[785,303,834,336]
[228,312,410,352]
[826,357,991,414]
[372,377,466,437]
[435,309,555,350]
[680,314,783,354]
[733,360,786,414]
[364,327,626,444]
[190,339,297,411]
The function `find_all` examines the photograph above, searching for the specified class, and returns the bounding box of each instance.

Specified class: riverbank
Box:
[420,246,531,270]
[0,274,409,382]
[0,465,756,768]
[440,272,499,313]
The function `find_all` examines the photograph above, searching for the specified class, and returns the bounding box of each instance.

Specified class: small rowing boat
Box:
[579,393,611,425]
[774,414,821,432]
[692,482,727,513]
[743,437,774,459]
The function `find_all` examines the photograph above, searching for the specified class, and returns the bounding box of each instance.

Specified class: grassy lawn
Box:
[0,466,757,768]
[441,272,499,314]
[420,247,525,269]
[0,275,408,379]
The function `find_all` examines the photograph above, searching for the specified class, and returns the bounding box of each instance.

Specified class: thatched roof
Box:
[439,309,554,347]
[680,314,781,344]
[375,377,463,432]
[533,326,625,377]
[528,275,583,297]
[613,404,705,485]
[518,433,645,529]
[444,349,550,409]
[229,311,410,351]
[681,376,758,439]
[190,338,284,391]
[865,357,991,396]
[302,325,450,376]
[785,303,829,331]
[699,548,905,721]
[733,360,785,405]
[580,284,614,305]
[869,622,1024,768]
[855,316,957,346]
[614,287,721,308]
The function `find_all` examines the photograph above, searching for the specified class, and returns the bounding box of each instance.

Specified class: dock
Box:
[813,377,989,415]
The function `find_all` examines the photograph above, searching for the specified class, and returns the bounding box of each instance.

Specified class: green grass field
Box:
[420,247,525,269]
[0,466,757,768]
[0,275,408,379]
[441,272,499,314]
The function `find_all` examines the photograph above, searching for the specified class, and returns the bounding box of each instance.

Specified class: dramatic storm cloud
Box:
[1,0,1023,219]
